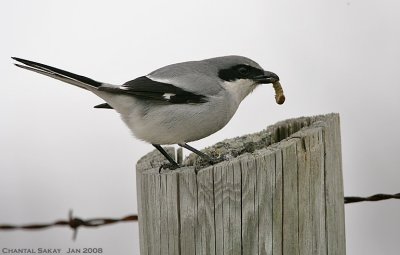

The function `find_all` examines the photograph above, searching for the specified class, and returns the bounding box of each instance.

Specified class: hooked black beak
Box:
[254,71,280,84]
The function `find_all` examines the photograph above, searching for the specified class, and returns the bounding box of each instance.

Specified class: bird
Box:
[12,56,281,170]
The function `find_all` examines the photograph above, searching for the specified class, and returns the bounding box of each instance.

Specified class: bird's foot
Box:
[208,156,225,165]
[159,163,181,173]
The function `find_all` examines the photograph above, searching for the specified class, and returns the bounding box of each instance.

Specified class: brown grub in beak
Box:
[273,81,285,105]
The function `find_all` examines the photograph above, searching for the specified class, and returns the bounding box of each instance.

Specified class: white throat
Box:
[222,79,258,104]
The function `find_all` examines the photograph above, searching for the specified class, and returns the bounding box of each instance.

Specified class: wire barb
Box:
[0,210,138,240]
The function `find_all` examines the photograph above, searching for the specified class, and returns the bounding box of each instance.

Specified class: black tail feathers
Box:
[12,57,102,88]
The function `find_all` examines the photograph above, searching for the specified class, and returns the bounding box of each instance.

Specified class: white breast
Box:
[120,92,239,145]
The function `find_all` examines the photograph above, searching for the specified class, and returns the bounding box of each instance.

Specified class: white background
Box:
[1,0,400,254]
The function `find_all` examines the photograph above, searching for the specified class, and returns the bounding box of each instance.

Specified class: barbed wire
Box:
[344,193,400,204]
[0,193,399,238]
[0,210,138,240]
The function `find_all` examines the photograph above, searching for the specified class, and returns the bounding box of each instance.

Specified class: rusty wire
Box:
[0,193,399,238]
[0,210,138,240]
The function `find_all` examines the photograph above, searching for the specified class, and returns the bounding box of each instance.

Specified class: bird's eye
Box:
[238,66,249,75]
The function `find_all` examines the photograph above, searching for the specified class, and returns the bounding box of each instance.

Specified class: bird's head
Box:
[205,55,280,103]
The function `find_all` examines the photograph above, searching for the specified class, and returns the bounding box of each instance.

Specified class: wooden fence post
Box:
[136,113,346,255]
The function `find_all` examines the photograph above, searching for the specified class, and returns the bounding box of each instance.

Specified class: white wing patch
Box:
[162,93,176,100]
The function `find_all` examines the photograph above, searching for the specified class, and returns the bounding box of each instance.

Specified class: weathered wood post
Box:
[136,113,346,255]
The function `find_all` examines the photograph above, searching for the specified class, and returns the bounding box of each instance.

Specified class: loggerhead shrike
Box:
[12,56,282,170]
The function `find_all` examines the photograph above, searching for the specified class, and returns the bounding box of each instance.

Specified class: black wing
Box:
[98,76,207,104]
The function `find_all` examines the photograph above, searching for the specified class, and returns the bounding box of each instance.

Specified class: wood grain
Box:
[136,113,345,255]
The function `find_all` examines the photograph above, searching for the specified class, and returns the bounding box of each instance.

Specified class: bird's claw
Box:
[209,156,225,165]
[159,163,181,173]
